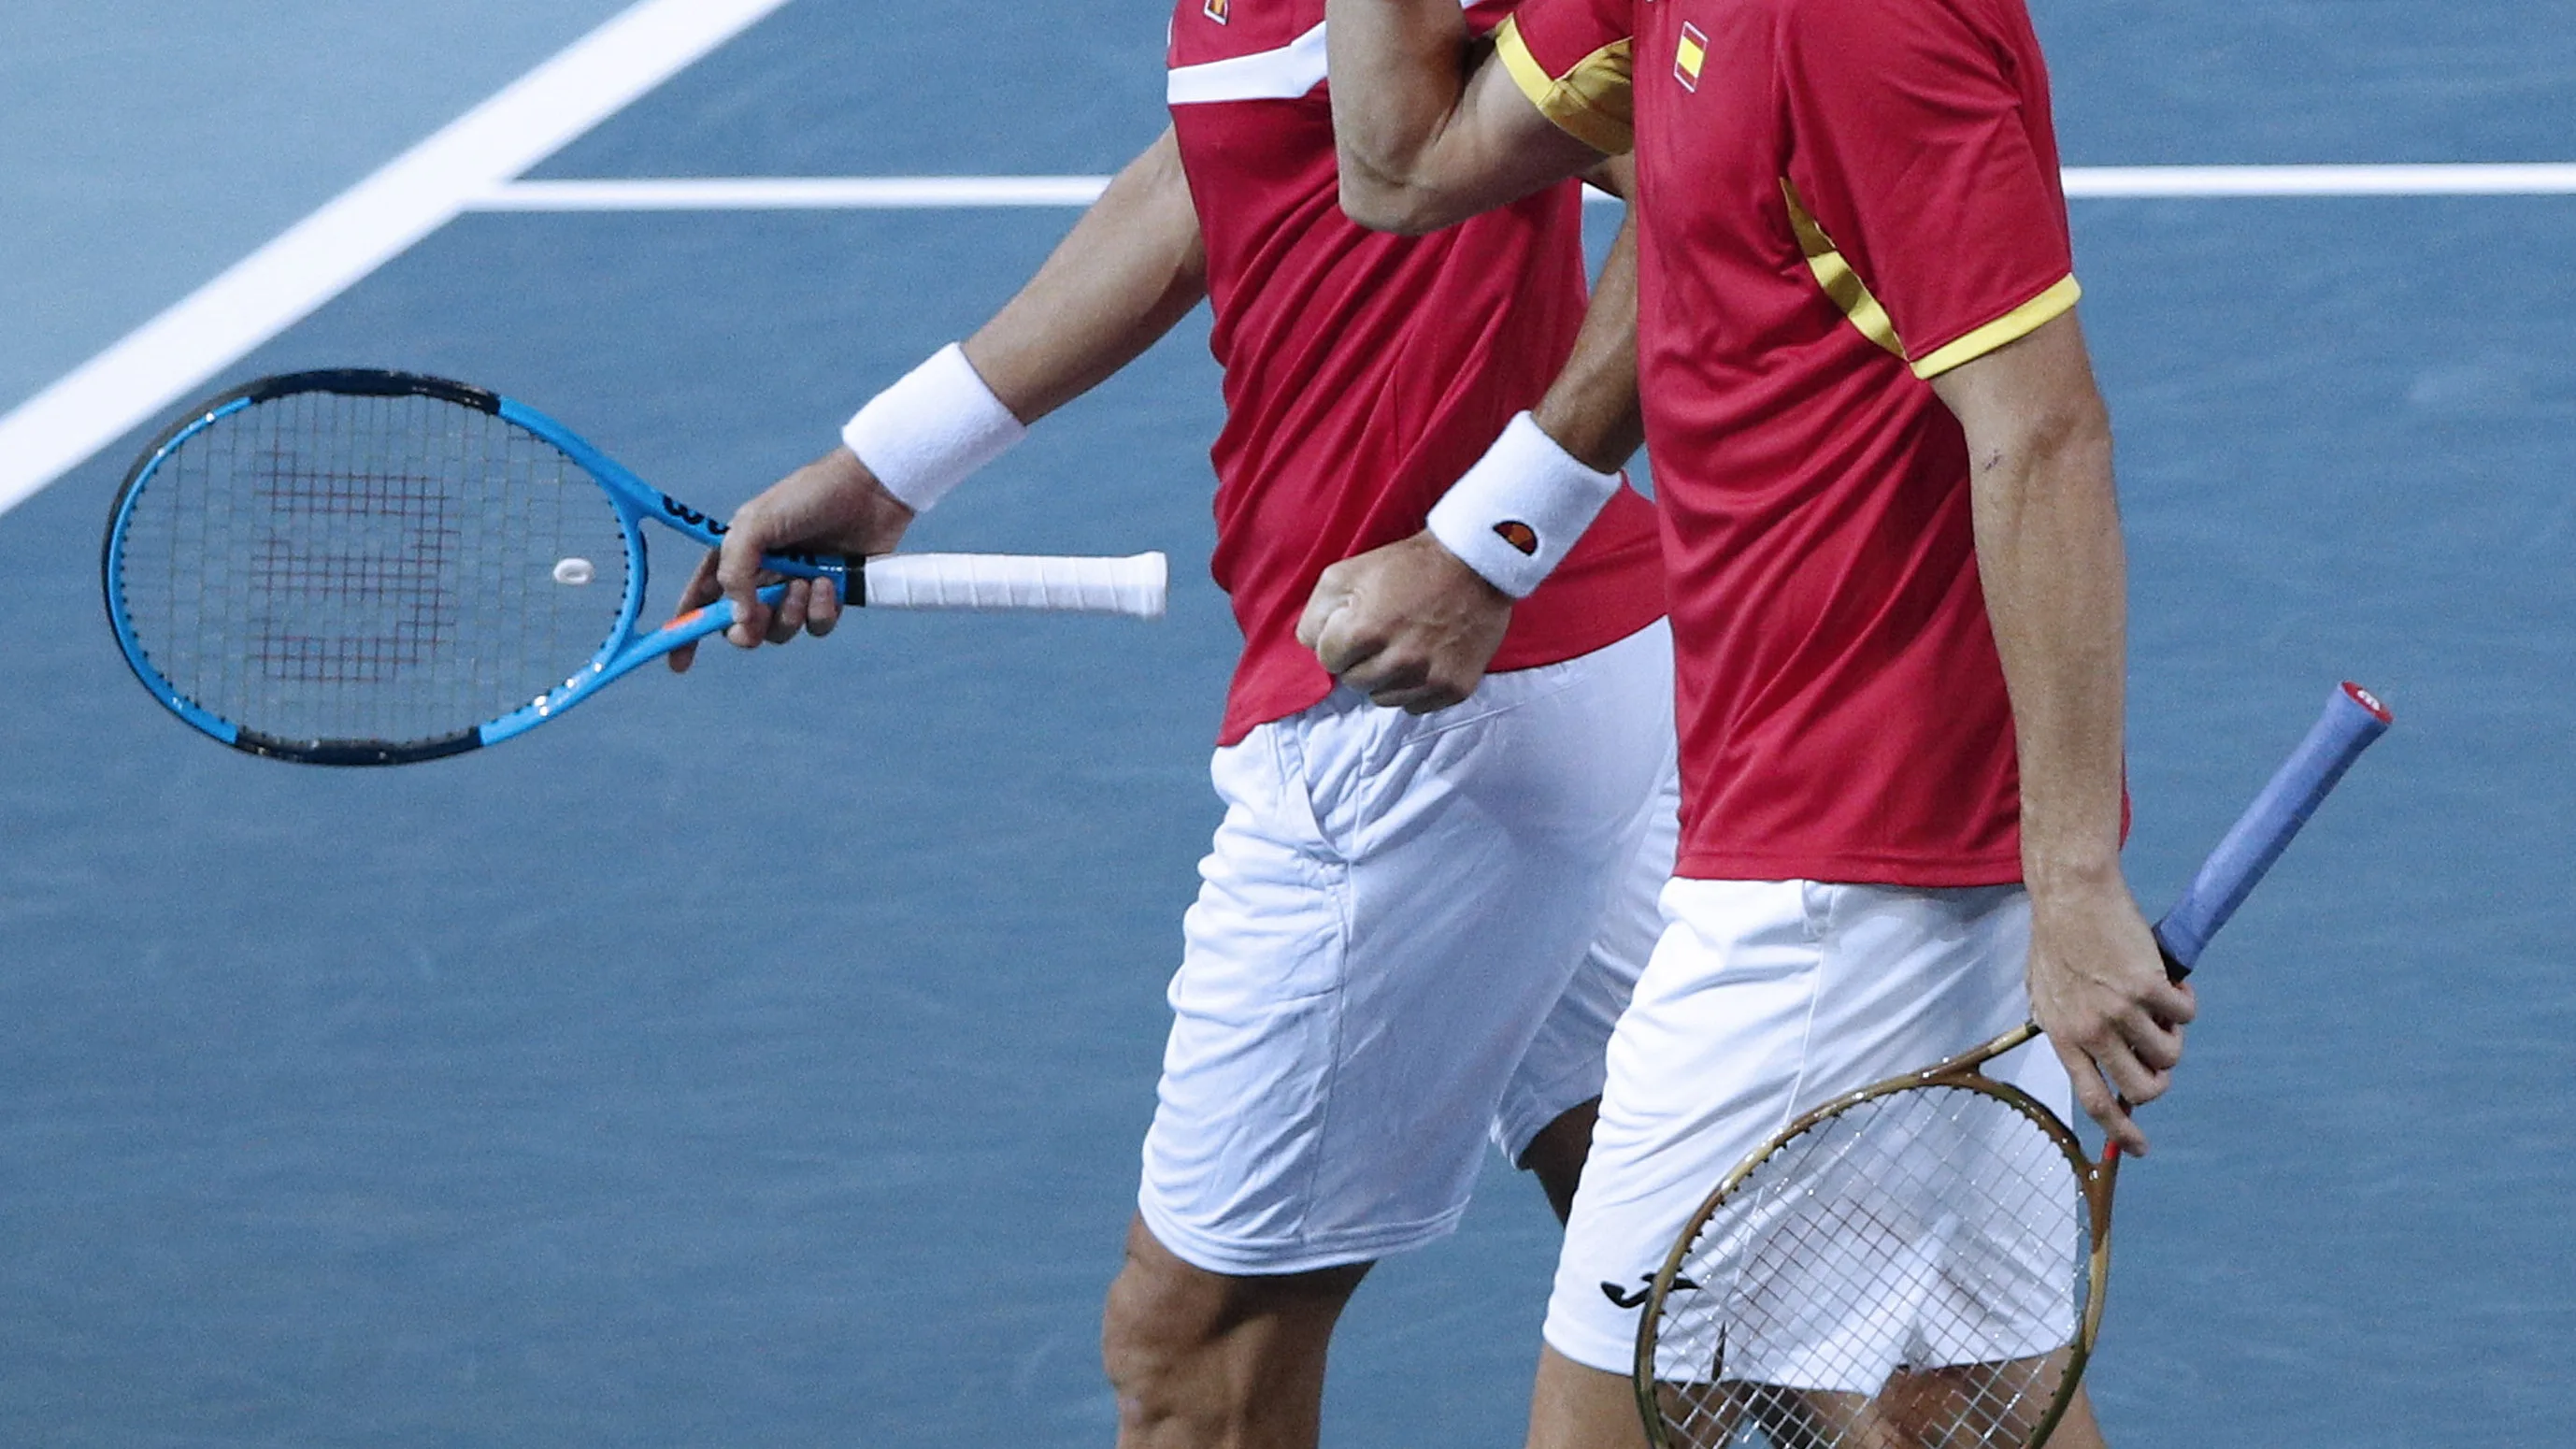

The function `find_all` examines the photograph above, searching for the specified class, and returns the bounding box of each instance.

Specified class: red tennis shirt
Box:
[1167,0,1666,746]
[1499,0,2085,884]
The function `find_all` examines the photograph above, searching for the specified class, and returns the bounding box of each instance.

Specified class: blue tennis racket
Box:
[1636,682,2393,1449]
[102,369,1167,765]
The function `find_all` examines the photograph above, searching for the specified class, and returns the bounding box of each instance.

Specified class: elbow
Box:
[2037,394,2115,475]
[1973,381,2112,473]
[1335,155,1471,237]
[1939,310,2122,508]
[1970,398,2116,509]
[1338,182,1448,237]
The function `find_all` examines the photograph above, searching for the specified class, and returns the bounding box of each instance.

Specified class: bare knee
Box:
[1101,1235,1224,1427]
[1100,1218,1368,1449]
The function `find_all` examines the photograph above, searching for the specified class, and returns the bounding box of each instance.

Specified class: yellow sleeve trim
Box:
[1910,277,2083,379]
[1494,16,1635,156]
[1782,180,1905,360]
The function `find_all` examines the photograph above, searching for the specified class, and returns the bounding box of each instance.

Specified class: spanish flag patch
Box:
[1675,23,1707,91]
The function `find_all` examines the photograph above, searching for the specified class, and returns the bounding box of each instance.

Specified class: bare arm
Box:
[1297,212,1643,710]
[1531,206,1643,471]
[962,126,1208,423]
[1930,310,2197,1155]
[1326,0,1610,234]
[672,130,1207,666]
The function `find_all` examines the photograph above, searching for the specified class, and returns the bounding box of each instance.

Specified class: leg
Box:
[1527,1343,1652,1449]
[1830,1362,2106,1448]
[1517,1097,1601,1225]
[2050,1385,2107,1448]
[1102,1217,1370,1449]
[1538,883,2071,1449]
[1135,638,1674,1443]
[1502,652,1679,1227]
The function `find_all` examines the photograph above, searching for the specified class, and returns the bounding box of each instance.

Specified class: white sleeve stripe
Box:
[1166,3,1473,108]
[1167,22,1326,105]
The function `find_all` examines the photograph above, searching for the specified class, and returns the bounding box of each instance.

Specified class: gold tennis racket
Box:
[1635,683,2393,1449]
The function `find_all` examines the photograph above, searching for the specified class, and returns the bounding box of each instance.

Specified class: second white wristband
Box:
[840,343,1028,513]
[1424,412,1624,599]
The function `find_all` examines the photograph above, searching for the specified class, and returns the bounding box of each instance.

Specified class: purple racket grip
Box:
[2151,682,2393,979]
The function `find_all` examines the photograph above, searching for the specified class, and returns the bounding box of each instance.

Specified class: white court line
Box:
[478,176,1117,210]
[473,163,2576,212]
[2062,163,2576,197]
[14,147,2576,519]
[0,0,797,520]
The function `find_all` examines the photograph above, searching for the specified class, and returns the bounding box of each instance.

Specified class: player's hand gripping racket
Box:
[101,369,1166,765]
[1635,682,2393,1449]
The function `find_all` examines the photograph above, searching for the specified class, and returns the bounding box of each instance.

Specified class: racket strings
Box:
[111,389,631,749]
[1653,1083,2091,1448]
[243,405,463,681]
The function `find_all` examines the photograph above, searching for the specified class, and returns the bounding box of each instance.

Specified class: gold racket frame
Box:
[1633,1023,2120,1449]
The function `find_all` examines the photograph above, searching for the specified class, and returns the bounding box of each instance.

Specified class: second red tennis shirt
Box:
[1500,0,2085,885]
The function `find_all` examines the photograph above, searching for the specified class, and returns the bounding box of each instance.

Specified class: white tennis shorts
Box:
[1139,621,1678,1275]
[1542,878,2075,1378]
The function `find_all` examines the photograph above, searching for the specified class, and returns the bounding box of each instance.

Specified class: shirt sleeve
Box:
[1777,0,2077,378]
[1492,0,1637,156]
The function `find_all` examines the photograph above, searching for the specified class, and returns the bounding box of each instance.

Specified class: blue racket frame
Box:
[104,369,841,765]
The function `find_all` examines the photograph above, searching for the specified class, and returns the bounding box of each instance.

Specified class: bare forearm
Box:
[1938,312,2193,1148]
[1944,320,2127,886]
[1530,210,1642,472]
[1325,0,1606,232]
[963,128,1207,423]
[1976,424,2125,885]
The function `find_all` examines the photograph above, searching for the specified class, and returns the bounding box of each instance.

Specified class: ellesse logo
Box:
[1494,521,1539,555]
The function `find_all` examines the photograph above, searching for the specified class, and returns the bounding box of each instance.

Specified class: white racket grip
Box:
[858,552,1167,619]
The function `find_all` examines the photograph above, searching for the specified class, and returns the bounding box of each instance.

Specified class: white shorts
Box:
[1542,878,2074,1376]
[1139,622,1678,1275]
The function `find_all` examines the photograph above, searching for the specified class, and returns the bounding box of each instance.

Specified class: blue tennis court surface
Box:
[2,2,2570,1444]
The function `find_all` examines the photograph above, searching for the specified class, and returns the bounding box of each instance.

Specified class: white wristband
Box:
[839,343,1028,513]
[1424,412,1624,599]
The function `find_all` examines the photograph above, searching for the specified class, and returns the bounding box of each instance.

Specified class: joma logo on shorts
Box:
[1600,1271,1697,1310]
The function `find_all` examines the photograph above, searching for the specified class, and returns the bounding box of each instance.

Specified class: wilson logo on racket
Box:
[660,495,728,535]
[1494,520,1539,555]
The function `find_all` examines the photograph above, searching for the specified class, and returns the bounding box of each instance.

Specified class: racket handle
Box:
[857,552,1167,618]
[651,551,1166,657]
[2152,681,2393,976]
